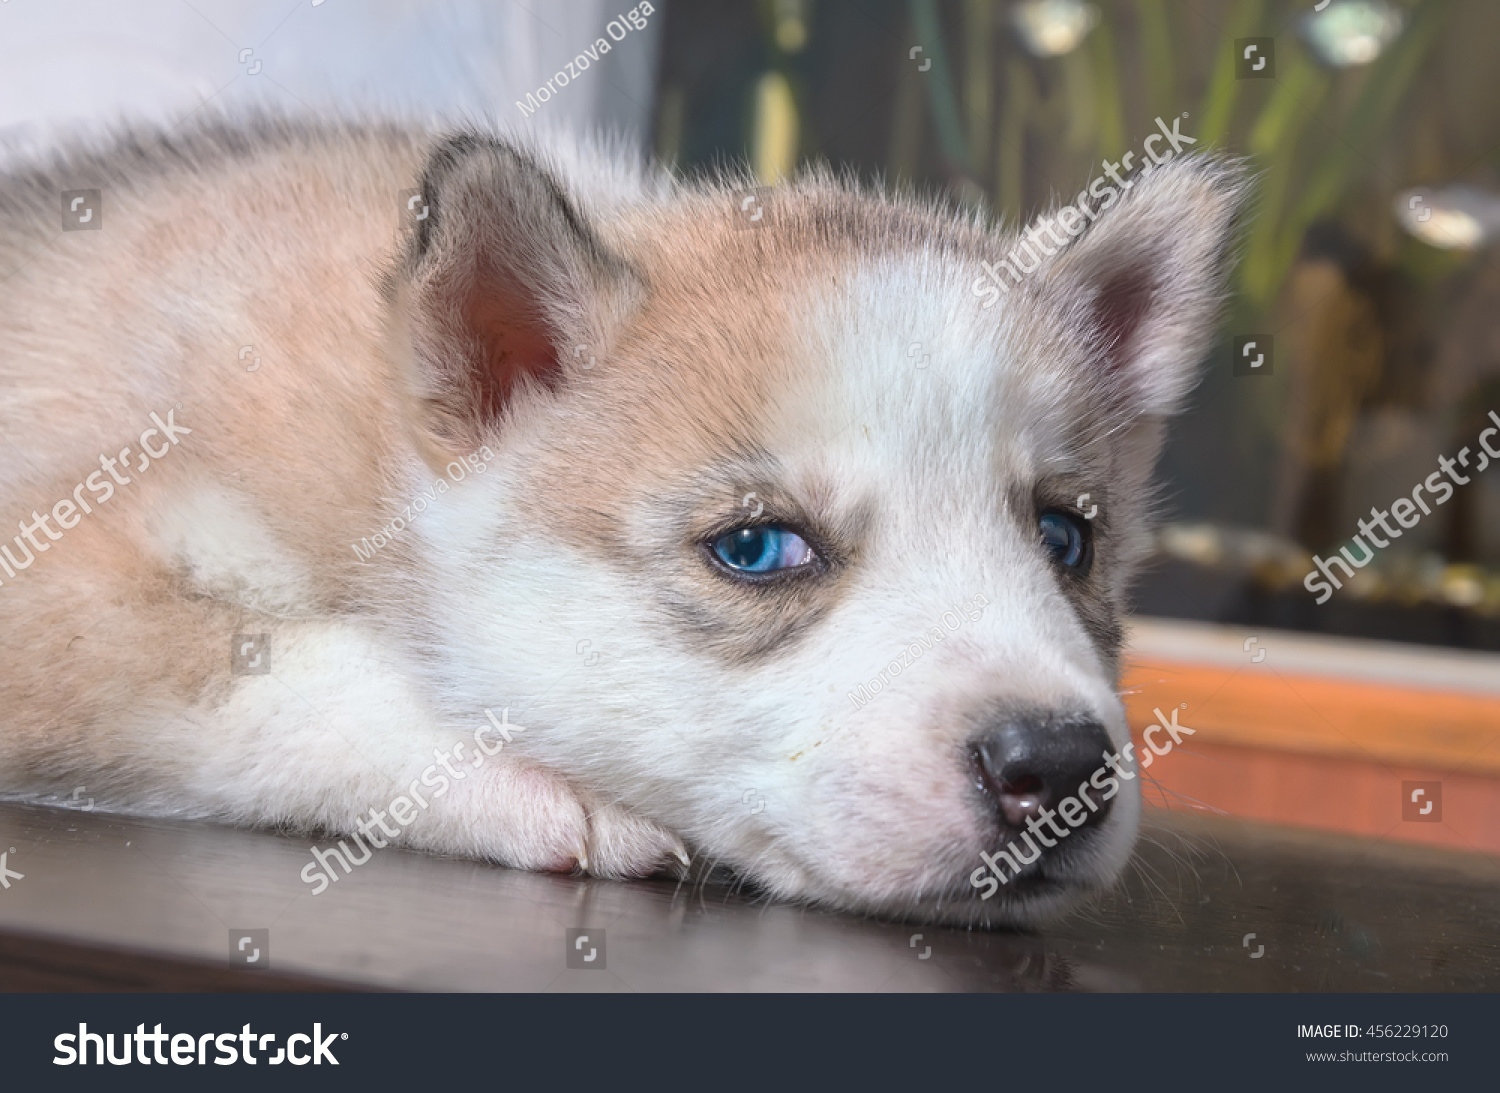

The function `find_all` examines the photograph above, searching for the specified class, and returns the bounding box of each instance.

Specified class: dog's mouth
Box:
[694,830,1114,928]
[834,866,1096,928]
[665,735,1135,925]
[974,860,1084,900]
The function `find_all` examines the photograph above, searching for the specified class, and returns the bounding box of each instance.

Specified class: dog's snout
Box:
[971,715,1114,833]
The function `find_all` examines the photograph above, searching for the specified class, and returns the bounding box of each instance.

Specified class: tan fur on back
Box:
[0,122,427,788]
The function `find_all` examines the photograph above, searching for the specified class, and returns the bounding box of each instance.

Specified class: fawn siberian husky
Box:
[0,117,1241,926]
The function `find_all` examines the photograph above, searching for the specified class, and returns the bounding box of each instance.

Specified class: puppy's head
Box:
[389,134,1244,925]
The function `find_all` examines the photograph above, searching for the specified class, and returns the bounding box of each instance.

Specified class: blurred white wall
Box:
[0,0,660,160]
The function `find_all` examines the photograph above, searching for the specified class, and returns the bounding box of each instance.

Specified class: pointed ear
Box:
[388,134,640,462]
[1035,155,1247,416]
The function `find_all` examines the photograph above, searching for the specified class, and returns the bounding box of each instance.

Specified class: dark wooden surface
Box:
[0,800,1495,991]
[0,929,360,991]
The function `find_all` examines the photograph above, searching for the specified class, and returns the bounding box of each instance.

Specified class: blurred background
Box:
[0,0,1495,991]
[654,0,1500,651]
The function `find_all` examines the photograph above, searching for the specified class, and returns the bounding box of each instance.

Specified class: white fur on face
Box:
[406,251,1143,926]
[744,257,1142,920]
[348,138,1235,924]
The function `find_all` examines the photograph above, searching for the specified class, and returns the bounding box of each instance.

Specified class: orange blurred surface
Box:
[1121,656,1500,855]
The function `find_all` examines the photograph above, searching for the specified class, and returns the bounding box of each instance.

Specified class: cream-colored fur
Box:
[0,116,1243,925]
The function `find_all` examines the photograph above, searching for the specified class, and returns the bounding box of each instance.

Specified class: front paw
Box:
[580,798,691,880]
[440,760,688,879]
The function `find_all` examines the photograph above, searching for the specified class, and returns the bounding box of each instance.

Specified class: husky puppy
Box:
[0,118,1241,925]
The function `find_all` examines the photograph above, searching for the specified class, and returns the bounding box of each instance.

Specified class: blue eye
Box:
[712,526,815,575]
[1039,511,1090,570]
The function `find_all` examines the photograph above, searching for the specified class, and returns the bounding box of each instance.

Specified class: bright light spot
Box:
[1300,0,1405,68]
[773,0,808,56]
[1011,0,1099,58]
[1395,187,1500,250]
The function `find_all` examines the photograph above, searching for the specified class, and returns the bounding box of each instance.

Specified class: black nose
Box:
[971,713,1116,834]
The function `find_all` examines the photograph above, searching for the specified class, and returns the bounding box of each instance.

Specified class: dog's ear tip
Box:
[1134,153,1253,220]
[390,131,633,459]
[1033,153,1250,417]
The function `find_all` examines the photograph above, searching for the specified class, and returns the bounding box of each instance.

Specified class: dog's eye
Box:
[1039,511,1091,571]
[712,526,815,575]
